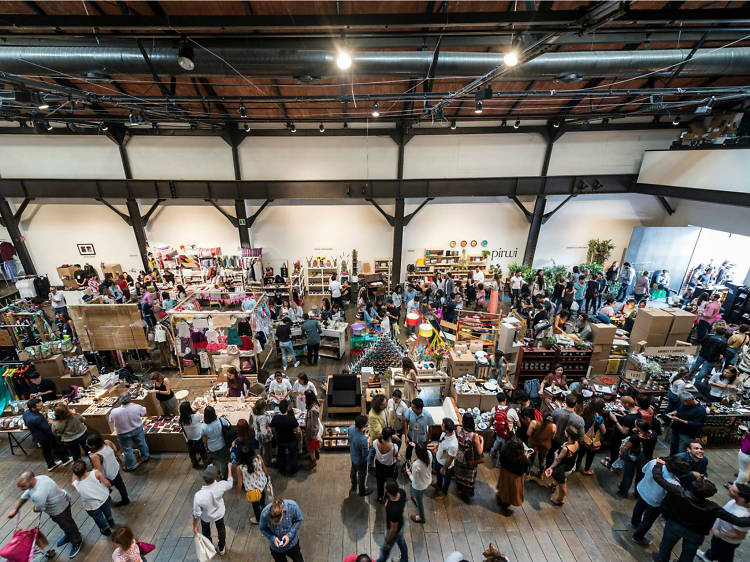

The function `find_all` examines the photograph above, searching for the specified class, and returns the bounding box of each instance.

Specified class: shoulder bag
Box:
[581,423,601,450]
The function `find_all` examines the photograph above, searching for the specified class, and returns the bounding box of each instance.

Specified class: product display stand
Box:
[373,258,392,290]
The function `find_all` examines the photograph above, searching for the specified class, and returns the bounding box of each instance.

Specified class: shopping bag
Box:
[137,541,156,555]
[193,533,216,562]
[0,527,38,562]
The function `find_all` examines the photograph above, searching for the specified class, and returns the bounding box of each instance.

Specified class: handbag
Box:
[245,489,262,503]
[220,416,236,446]
[581,424,601,450]
[194,532,216,562]
[265,480,274,502]
[138,541,156,555]
[0,528,36,562]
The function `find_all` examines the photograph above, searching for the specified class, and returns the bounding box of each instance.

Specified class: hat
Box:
[202,464,218,482]
[118,394,132,405]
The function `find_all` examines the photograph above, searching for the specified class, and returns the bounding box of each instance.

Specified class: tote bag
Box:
[194,533,216,562]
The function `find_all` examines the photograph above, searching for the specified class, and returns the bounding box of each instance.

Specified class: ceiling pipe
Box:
[1,46,749,78]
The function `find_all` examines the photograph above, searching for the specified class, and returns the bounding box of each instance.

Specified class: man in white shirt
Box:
[8,471,83,558]
[472,267,485,285]
[49,286,67,314]
[329,273,343,309]
[698,483,750,562]
[108,395,149,471]
[433,418,458,497]
[510,271,523,306]
[268,372,293,405]
[193,463,234,556]
[386,390,409,430]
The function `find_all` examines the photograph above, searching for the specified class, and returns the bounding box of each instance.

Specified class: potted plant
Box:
[544,336,555,349]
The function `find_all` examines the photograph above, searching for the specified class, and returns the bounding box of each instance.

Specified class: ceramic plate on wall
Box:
[449,241,456,248]
[460,240,467,247]
[470,240,477,247]
[481,240,488,247]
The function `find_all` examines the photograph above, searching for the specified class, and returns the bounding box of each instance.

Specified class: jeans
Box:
[118,426,150,471]
[434,458,453,493]
[618,457,642,496]
[377,529,408,562]
[38,434,69,468]
[575,299,584,312]
[307,343,319,364]
[696,320,712,343]
[411,486,426,520]
[279,340,296,368]
[705,535,740,562]
[49,504,82,547]
[278,441,298,475]
[201,517,226,552]
[724,347,739,367]
[657,518,704,562]
[736,450,750,485]
[634,292,646,304]
[631,498,661,541]
[350,460,367,494]
[690,355,716,383]
[584,296,597,314]
[187,438,208,466]
[575,445,597,471]
[87,499,113,533]
[375,461,396,500]
[270,542,304,562]
[616,283,630,302]
[208,445,229,479]
[490,437,506,465]
[63,432,90,461]
[669,430,694,456]
[110,472,129,503]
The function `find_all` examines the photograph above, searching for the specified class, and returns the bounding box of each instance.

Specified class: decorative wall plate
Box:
[481,240,488,247]
[460,240,467,247]
[449,241,457,248]
[470,240,477,247]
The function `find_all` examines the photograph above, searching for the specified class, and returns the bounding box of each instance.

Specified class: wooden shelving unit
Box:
[264,271,305,301]
[306,264,339,295]
[407,248,488,284]
[513,345,592,388]
[373,258,392,290]
[322,422,351,450]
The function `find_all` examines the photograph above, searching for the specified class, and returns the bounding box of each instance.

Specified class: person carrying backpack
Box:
[488,392,519,467]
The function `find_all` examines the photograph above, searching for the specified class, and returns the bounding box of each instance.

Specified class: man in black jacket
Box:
[22,398,70,470]
[652,458,750,562]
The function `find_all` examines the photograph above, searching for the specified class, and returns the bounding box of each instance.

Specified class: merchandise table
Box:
[5,428,30,455]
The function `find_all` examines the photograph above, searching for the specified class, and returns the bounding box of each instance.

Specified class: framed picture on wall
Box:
[77,244,96,256]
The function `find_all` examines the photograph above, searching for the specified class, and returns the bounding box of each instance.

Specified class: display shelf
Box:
[322,422,351,449]
[407,248,488,284]
[373,258,392,290]
[264,270,305,302]
[513,345,592,387]
[306,262,341,295]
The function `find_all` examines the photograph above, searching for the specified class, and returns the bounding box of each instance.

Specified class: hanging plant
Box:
[586,239,616,265]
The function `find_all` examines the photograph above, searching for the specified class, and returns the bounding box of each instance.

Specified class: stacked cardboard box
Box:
[630,308,673,348]
[664,307,696,345]
[56,266,79,289]
[589,323,617,375]
[447,349,477,378]
[100,263,123,278]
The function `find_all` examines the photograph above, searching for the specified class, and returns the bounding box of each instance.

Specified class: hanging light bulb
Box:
[319,122,325,133]
[289,122,297,133]
[503,51,519,67]
[450,120,457,130]
[372,102,380,118]
[474,100,483,114]
[239,104,246,118]
[244,124,251,133]
[336,50,352,70]
[672,117,680,125]
[513,120,520,129]
[177,40,195,71]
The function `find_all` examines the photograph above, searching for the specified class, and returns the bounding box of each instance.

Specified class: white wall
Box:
[548,130,679,175]
[145,202,240,257]
[534,193,666,268]
[239,136,398,180]
[0,135,124,179]
[662,198,750,237]
[127,136,235,180]
[638,149,750,193]
[403,133,546,178]
[18,200,143,284]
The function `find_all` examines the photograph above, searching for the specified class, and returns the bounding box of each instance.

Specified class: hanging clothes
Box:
[3,259,18,283]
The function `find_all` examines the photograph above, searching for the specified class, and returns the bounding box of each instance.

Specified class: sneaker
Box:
[101,528,111,536]
[217,547,226,556]
[47,460,63,472]
[631,535,650,546]
[696,550,711,562]
[61,458,73,466]
[282,365,287,371]
[293,361,300,368]
[56,536,70,548]
[113,500,130,507]
[69,543,82,558]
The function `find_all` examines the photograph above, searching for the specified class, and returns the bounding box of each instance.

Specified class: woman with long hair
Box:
[576,398,607,475]
[602,395,640,470]
[179,401,207,469]
[292,373,316,412]
[406,443,432,523]
[111,526,146,561]
[373,428,400,503]
[667,366,690,413]
[225,367,251,398]
[402,357,419,404]
[234,439,269,525]
[367,394,388,470]
[528,412,556,476]
[148,371,177,417]
[488,272,501,314]
[545,426,581,506]
[200,405,229,479]
[454,413,484,498]
[230,419,258,465]
[532,269,546,297]
[496,437,531,515]
[251,398,273,467]
[304,390,321,469]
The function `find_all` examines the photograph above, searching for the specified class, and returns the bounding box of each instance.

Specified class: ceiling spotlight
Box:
[372,102,380,118]
[552,120,560,128]
[336,49,352,70]
[37,96,49,111]
[46,122,53,131]
[244,124,251,133]
[672,117,680,125]
[503,50,519,67]
[177,40,195,71]
[474,100,483,114]
[128,112,137,124]
[513,120,520,129]
[602,117,610,125]
[100,123,109,132]
[289,122,297,133]
[450,120,457,130]
[239,104,246,118]
[319,122,325,133]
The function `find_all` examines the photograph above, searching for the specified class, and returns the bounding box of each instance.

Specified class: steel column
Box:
[235,199,250,248]
[0,197,36,275]
[126,199,151,271]
[392,198,405,289]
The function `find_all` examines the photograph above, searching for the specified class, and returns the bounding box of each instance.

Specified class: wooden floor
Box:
[3,300,748,561]
[0,435,748,562]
